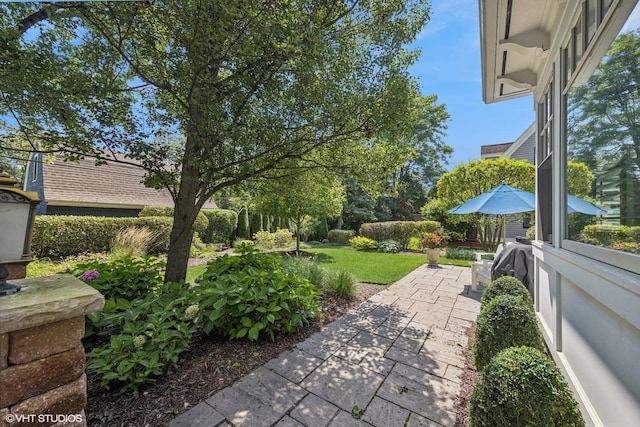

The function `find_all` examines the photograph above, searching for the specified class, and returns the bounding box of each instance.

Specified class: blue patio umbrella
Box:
[448,184,535,246]
[567,195,609,215]
[448,183,608,245]
[447,184,535,215]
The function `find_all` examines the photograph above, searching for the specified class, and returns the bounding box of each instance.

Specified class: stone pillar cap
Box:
[0,274,104,334]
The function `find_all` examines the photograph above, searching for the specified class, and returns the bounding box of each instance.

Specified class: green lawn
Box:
[306,247,427,284]
[186,265,208,283]
[184,248,472,284]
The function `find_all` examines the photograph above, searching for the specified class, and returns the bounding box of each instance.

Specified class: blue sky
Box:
[409,0,535,170]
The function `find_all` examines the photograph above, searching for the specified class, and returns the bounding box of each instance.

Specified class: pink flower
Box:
[81,270,100,281]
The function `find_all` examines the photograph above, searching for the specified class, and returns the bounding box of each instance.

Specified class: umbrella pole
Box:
[502,215,506,248]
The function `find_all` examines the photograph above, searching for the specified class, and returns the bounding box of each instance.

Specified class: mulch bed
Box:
[85,283,480,427]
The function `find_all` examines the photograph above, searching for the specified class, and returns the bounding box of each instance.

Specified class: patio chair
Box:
[471,243,510,291]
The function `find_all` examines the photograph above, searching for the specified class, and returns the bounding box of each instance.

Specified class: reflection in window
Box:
[566,8,640,256]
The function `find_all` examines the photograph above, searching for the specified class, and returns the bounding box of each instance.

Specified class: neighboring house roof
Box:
[502,122,535,159]
[480,122,535,164]
[36,154,216,209]
[481,142,513,155]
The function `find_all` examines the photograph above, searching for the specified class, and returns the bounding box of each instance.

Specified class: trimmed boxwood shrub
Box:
[481,276,533,307]
[471,346,585,427]
[200,209,238,244]
[32,215,174,257]
[358,220,441,248]
[328,229,356,245]
[474,294,545,370]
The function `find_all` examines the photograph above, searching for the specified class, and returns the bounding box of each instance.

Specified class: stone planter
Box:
[425,248,440,267]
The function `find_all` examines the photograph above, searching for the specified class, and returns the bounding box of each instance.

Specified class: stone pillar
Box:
[0,275,104,427]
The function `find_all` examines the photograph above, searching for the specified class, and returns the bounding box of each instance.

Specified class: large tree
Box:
[1,1,432,282]
[568,29,640,172]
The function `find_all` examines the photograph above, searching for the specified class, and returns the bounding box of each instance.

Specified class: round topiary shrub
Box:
[481,276,533,307]
[474,294,544,370]
[470,346,585,427]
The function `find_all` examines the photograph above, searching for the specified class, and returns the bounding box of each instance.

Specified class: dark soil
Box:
[454,324,479,427]
[85,284,479,427]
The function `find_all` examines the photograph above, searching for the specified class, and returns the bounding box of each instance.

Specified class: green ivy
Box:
[196,250,321,341]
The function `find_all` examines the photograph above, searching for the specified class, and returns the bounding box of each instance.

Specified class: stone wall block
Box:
[9,374,87,427]
[0,334,8,370]
[0,346,84,408]
[8,317,84,365]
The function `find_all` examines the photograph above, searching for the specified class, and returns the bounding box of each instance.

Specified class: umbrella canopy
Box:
[447,183,609,216]
[567,195,609,215]
[447,184,535,215]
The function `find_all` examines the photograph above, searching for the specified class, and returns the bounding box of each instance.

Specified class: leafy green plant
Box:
[327,229,356,245]
[474,295,545,371]
[253,230,275,248]
[481,276,533,307]
[282,256,327,290]
[349,236,378,250]
[359,221,441,248]
[273,228,293,248]
[189,233,221,258]
[70,256,165,301]
[326,270,357,299]
[233,239,255,253]
[377,239,403,253]
[471,346,585,427]
[86,282,198,393]
[111,226,154,259]
[196,250,321,341]
[444,247,476,260]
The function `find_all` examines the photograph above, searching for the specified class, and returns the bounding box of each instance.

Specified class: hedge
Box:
[201,209,238,244]
[32,215,173,257]
[358,221,441,248]
[474,294,545,371]
[139,206,209,236]
[328,229,356,245]
[579,224,640,246]
[471,346,585,427]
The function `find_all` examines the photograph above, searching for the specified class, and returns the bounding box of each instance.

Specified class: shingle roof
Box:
[42,154,216,209]
[481,142,513,155]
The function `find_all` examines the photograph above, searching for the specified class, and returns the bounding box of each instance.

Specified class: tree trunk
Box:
[295,218,301,254]
[164,135,202,284]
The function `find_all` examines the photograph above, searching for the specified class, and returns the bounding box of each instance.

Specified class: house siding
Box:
[46,206,140,217]
[23,153,48,215]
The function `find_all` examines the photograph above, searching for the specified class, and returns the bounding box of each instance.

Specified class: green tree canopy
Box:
[253,167,344,252]
[1,0,434,282]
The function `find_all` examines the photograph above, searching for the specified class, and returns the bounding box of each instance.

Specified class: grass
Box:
[186,265,208,283]
[306,247,426,284]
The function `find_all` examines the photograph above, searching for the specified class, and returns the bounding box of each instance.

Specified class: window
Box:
[564,1,640,273]
[538,79,554,243]
[32,154,39,182]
